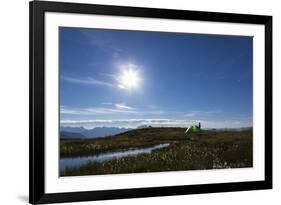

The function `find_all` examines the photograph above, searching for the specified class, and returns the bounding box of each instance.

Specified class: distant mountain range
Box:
[61,126,86,133]
[60,131,86,139]
[60,126,253,139]
[60,126,132,139]
[204,127,253,132]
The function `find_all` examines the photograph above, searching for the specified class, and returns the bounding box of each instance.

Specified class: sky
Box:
[59,27,253,129]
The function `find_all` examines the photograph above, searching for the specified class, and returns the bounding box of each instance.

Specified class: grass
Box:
[60,127,253,176]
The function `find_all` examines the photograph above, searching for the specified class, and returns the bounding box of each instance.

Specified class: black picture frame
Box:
[29,1,272,204]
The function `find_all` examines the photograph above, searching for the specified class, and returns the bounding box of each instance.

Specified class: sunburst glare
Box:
[118,63,141,89]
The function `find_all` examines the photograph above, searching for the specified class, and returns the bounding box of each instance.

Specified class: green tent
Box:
[185,122,201,135]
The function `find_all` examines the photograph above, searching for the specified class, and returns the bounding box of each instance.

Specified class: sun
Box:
[118,67,140,89]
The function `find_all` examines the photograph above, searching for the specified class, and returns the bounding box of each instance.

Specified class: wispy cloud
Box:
[184,110,220,117]
[61,62,143,90]
[89,38,121,53]
[60,118,193,128]
[114,103,136,110]
[61,76,114,87]
[61,105,138,116]
[61,119,175,124]
[101,102,113,105]
[60,118,252,129]
[60,105,251,128]
[81,30,122,58]
[61,103,167,117]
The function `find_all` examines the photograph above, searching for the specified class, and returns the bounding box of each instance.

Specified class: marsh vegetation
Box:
[60,127,253,176]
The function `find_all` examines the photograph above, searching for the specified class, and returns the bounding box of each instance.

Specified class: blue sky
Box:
[59,27,253,129]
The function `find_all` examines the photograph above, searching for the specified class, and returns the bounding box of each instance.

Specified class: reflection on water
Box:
[60,143,170,172]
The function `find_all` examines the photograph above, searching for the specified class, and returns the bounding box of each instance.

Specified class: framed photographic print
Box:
[29,0,272,204]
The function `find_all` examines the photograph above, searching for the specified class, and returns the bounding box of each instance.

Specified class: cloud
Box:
[114,103,136,110]
[198,119,252,129]
[101,102,113,105]
[60,118,200,129]
[61,103,168,118]
[184,110,220,117]
[61,105,138,116]
[61,76,114,87]
[89,38,121,53]
[184,111,198,117]
[61,63,143,91]
[81,30,122,57]
[60,118,252,129]
[61,119,170,124]
[60,118,191,126]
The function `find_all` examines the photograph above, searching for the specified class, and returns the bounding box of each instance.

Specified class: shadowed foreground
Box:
[60,127,253,176]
